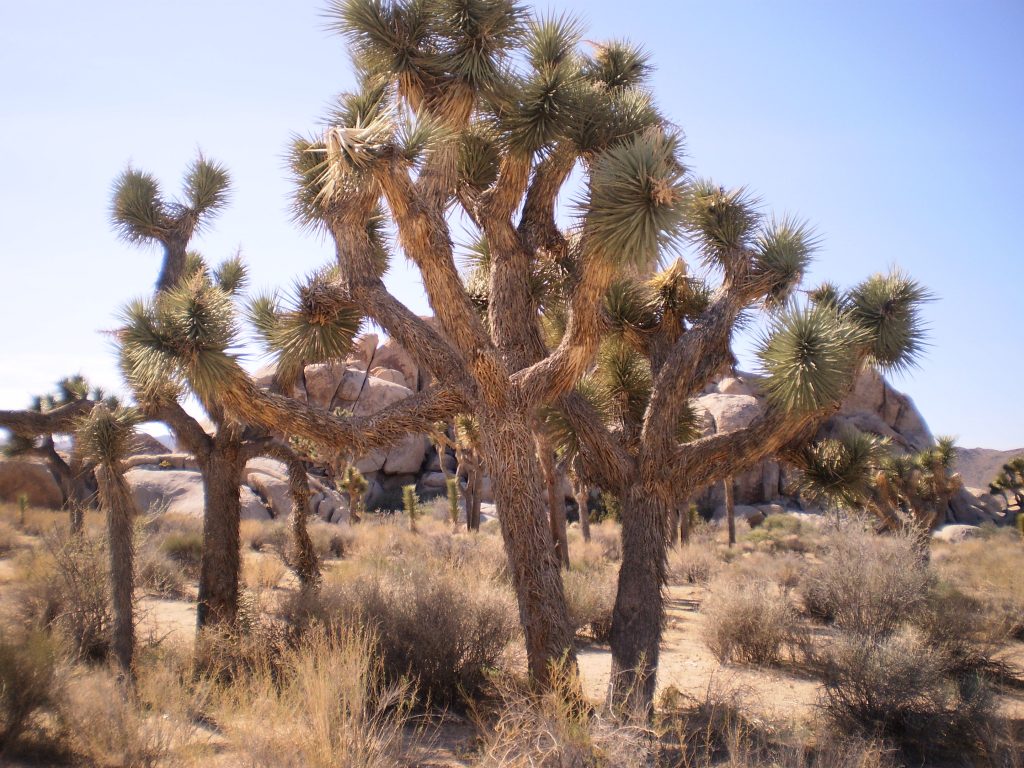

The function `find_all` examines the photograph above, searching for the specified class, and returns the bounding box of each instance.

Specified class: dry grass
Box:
[0,628,61,754]
[214,625,416,768]
[563,565,616,642]
[932,527,1024,640]
[0,503,104,538]
[243,552,287,591]
[475,664,652,768]
[701,576,801,665]
[0,520,19,555]
[667,535,721,586]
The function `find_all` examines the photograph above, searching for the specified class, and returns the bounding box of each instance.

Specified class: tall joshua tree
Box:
[0,377,115,530]
[112,3,691,681]
[112,160,330,622]
[545,238,929,710]
[75,404,142,678]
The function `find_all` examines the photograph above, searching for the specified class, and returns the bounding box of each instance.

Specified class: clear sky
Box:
[1,1,1021,449]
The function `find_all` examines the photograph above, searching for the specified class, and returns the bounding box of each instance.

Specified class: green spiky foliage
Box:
[403,483,421,532]
[989,457,1024,513]
[796,431,963,531]
[340,465,370,521]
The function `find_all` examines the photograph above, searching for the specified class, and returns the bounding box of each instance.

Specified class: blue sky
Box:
[0,1,1021,449]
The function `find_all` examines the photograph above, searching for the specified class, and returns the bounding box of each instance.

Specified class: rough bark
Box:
[575,483,591,543]
[608,483,670,715]
[537,433,569,567]
[196,440,244,629]
[479,411,576,685]
[96,465,137,678]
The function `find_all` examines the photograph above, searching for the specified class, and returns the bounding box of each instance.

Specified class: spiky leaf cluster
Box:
[75,404,143,466]
[795,429,889,510]
[249,271,362,386]
[686,180,760,266]
[846,270,931,374]
[752,216,817,307]
[111,156,230,245]
[120,274,239,404]
[582,130,687,268]
[758,304,867,414]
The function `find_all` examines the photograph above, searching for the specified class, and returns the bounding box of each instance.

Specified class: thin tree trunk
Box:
[537,435,569,568]
[196,443,243,629]
[576,484,591,542]
[284,456,320,591]
[479,412,575,686]
[724,477,736,547]
[679,499,691,544]
[96,465,136,679]
[608,483,669,715]
[667,506,680,546]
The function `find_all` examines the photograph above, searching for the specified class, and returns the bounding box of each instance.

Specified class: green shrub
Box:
[136,545,187,597]
[0,629,59,752]
[159,530,204,572]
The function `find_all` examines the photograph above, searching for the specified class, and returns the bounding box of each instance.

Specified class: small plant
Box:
[159,529,204,573]
[563,567,616,641]
[17,494,28,529]
[402,484,420,533]
[446,477,460,525]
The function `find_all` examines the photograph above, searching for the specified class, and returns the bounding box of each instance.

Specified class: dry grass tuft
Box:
[0,628,61,753]
[475,665,652,768]
[243,552,287,592]
[214,625,416,768]
[564,566,616,642]
[667,535,721,585]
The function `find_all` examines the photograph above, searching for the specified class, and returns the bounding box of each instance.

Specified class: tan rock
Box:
[370,367,408,387]
[0,460,63,508]
[693,393,763,434]
[382,435,428,475]
[347,333,378,372]
[371,338,419,390]
[303,362,348,410]
[353,377,413,416]
[334,367,368,403]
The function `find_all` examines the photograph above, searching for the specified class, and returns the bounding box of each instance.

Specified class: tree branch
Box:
[557,391,636,492]
[0,399,95,437]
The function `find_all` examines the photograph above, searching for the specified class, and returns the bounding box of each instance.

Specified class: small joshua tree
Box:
[990,457,1024,515]
[403,484,420,532]
[75,404,142,678]
[339,465,369,522]
[0,376,117,531]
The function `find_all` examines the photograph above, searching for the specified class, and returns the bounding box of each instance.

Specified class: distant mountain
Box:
[956,447,1024,489]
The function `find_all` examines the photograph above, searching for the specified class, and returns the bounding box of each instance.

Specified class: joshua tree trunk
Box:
[480,413,576,685]
[608,482,670,714]
[196,442,244,628]
[537,435,569,568]
[679,500,691,544]
[284,455,320,591]
[724,477,736,547]
[96,464,137,679]
[575,484,591,542]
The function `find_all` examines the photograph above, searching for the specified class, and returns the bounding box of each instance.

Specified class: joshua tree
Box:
[796,431,962,534]
[989,457,1023,514]
[0,377,114,530]
[339,464,369,521]
[112,160,330,623]
[110,3,929,695]
[446,476,460,525]
[75,404,142,678]
[545,240,929,711]
[453,415,484,532]
[402,483,421,532]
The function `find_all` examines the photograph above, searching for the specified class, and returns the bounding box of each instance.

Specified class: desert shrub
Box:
[15,532,111,660]
[799,524,930,637]
[563,566,616,642]
[58,668,186,768]
[307,519,353,559]
[667,537,720,585]
[193,609,289,684]
[476,665,651,768]
[0,629,60,753]
[135,544,186,597]
[295,560,518,705]
[214,625,414,768]
[818,627,993,760]
[159,529,203,573]
[701,577,800,665]
[588,519,622,562]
